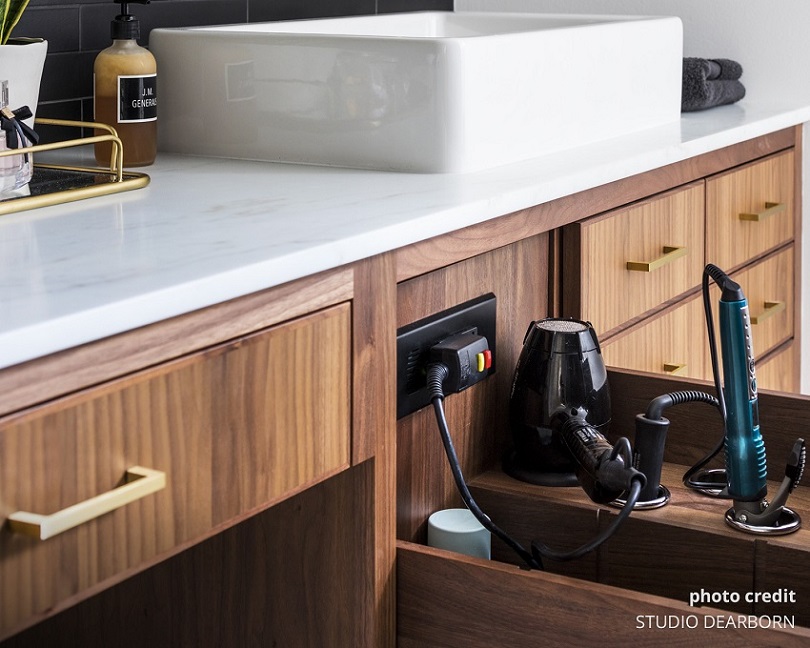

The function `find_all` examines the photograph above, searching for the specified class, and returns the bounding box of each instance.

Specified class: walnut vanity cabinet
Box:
[1,128,806,646]
[0,302,353,640]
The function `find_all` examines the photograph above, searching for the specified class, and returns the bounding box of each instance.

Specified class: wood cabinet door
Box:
[601,295,709,381]
[0,304,351,639]
[706,150,794,271]
[565,182,705,336]
[729,246,794,360]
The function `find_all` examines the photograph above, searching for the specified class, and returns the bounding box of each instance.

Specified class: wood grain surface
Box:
[706,150,795,272]
[396,235,550,543]
[0,267,354,417]
[397,540,810,647]
[0,304,351,638]
[4,463,375,648]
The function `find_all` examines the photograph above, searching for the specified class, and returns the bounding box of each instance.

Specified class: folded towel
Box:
[684,57,743,81]
[682,57,746,112]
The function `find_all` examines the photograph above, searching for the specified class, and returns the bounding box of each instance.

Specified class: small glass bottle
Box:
[94,0,157,167]
[0,80,32,195]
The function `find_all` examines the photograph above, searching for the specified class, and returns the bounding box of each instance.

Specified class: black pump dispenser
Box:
[111,0,149,41]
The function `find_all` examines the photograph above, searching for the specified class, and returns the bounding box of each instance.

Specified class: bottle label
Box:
[117,74,157,123]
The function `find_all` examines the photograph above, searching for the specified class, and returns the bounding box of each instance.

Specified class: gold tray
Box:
[0,118,150,216]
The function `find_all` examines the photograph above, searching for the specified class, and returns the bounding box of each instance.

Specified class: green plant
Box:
[0,0,30,45]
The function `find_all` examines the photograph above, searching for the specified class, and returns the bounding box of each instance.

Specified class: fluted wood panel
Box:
[756,342,798,393]
[603,245,796,388]
[396,235,550,543]
[0,304,351,638]
[730,245,794,359]
[567,182,705,336]
[602,294,709,380]
[706,150,794,271]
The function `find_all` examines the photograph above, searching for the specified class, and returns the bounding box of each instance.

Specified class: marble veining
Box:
[1,98,810,369]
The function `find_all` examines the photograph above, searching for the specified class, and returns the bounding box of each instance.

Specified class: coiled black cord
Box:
[641,389,725,488]
[674,266,736,493]
[531,479,642,562]
[646,390,720,420]
[427,362,645,569]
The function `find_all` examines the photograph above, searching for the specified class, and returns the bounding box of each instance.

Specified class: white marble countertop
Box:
[2,99,810,370]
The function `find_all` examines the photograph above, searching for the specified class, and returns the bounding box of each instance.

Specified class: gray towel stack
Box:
[681,58,745,112]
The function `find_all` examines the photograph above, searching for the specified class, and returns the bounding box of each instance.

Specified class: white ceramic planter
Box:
[0,38,48,124]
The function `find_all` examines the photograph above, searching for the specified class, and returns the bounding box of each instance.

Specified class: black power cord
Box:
[679,266,735,494]
[427,362,542,570]
[426,339,645,570]
[531,478,642,563]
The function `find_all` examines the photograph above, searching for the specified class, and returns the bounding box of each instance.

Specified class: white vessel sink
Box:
[150,12,682,173]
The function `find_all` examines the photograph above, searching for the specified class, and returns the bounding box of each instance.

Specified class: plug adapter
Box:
[429,333,492,395]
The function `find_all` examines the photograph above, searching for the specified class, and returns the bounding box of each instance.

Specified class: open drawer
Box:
[397,369,810,645]
[398,541,810,646]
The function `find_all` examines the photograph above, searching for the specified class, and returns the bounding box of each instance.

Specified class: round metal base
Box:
[684,468,728,497]
[502,450,579,487]
[725,506,802,535]
[609,484,671,511]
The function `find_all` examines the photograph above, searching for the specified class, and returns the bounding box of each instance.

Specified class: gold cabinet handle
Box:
[626,246,687,272]
[7,466,166,541]
[750,300,786,325]
[739,202,786,221]
[663,363,687,375]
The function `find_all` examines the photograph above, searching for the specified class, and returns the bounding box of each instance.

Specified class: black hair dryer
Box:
[505,318,642,504]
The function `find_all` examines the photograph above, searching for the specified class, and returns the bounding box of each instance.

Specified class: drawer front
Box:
[706,150,794,270]
[756,343,798,393]
[730,246,794,359]
[602,295,709,381]
[0,303,351,637]
[577,183,704,335]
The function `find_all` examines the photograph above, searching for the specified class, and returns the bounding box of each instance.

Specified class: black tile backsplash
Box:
[378,0,454,12]
[12,0,453,142]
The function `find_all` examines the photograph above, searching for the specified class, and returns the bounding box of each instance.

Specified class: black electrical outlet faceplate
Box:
[396,293,496,419]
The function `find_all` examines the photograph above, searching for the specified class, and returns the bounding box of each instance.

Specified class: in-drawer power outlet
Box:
[396,294,496,419]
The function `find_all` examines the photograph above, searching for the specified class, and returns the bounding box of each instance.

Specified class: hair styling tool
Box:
[623,389,720,509]
[703,264,804,534]
[424,320,645,570]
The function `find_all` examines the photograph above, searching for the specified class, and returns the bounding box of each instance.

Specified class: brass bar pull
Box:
[750,301,786,325]
[739,202,786,222]
[626,246,687,272]
[663,363,687,375]
[7,466,166,541]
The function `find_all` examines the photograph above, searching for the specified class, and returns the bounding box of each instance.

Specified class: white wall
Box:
[460,0,810,393]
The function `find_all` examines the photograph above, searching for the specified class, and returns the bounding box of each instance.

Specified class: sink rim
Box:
[170,10,676,41]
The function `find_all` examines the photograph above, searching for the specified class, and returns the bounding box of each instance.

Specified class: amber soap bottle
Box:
[94,0,156,167]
